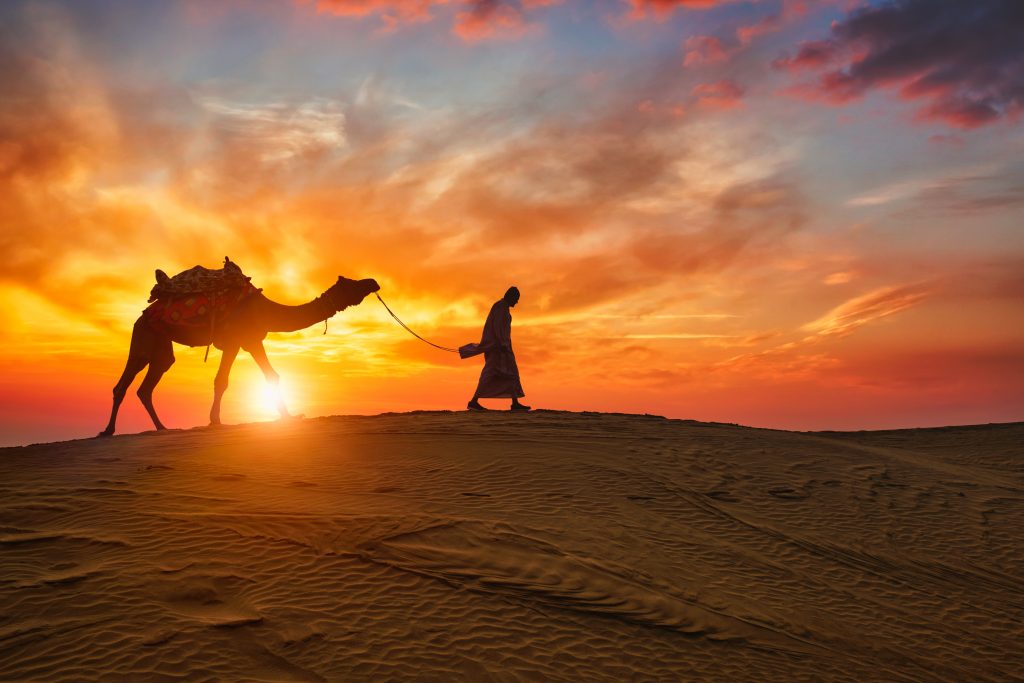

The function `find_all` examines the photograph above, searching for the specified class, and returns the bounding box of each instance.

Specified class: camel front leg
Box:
[100,355,149,437]
[210,344,239,426]
[246,342,292,419]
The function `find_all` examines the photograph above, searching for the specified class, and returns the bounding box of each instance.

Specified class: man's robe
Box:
[460,300,525,399]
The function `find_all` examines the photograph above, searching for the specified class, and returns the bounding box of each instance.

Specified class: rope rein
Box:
[375,292,459,353]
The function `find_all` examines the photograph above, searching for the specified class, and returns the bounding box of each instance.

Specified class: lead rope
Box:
[375,292,459,353]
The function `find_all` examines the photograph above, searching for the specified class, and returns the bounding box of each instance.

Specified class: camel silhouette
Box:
[100,274,380,436]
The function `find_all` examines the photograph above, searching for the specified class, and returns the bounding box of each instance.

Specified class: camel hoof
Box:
[96,430,113,438]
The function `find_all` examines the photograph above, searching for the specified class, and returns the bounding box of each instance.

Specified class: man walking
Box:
[461,286,530,412]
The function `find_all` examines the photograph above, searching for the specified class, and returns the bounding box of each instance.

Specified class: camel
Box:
[100,273,380,436]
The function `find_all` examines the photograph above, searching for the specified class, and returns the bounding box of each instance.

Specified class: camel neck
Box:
[258,295,334,333]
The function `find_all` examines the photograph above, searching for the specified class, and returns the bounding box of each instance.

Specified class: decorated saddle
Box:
[143,257,259,334]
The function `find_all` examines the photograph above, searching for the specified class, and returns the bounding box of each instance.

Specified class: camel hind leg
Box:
[99,318,157,436]
[137,335,175,431]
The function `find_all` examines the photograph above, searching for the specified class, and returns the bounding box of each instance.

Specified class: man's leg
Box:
[511,397,531,411]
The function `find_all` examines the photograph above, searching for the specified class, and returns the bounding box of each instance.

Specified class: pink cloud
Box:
[692,79,745,109]
[300,0,557,41]
[627,0,735,21]
[683,35,729,67]
[453,0,532,42]
[301,0,445,23]
[736,0,808,45]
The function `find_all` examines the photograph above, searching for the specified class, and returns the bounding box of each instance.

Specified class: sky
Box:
[1,0,1022,445]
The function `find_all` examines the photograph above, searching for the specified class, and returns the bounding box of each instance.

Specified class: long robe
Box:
[460,300,525,399]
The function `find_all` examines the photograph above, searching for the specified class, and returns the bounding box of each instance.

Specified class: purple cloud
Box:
[774,0,1024,129]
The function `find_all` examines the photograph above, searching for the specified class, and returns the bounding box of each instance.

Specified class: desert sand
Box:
[1,411,1021,681]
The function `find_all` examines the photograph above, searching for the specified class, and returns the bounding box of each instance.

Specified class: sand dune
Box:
[1,412,1022,681]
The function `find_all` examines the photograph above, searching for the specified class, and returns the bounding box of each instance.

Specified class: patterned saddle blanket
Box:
[148,257,252,302]
[143,257,258,333]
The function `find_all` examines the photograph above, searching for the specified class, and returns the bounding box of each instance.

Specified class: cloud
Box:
[196,96,347,163]
[736,0,808,45]
[802,284,929,338]
[683,35,729,67]
[824,271,854,285]
[845,162,1024,214]
[0,4,363,328]
[626,0,735,20]
[773,0,1024,129]
[710,281,931,382]
[772,39,834,71]
[452,0,532,42]
[0,0,807,356]
[622,333,734,339]
[682,1,817,70]
[299,0,554,41]
[0,4,131,292]
[299,0,444,24]
[692,79,745,109]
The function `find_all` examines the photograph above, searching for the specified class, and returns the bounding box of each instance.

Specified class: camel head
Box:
[325,276,380,312]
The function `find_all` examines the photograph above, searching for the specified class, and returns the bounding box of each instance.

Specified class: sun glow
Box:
[254,383,288,419]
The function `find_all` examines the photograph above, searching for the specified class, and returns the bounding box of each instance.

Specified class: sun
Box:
[254,382,289,419]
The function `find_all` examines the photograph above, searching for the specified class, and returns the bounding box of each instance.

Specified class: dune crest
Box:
[1,412,1021,681]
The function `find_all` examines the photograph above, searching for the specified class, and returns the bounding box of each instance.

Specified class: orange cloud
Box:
[803,284,930,338]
